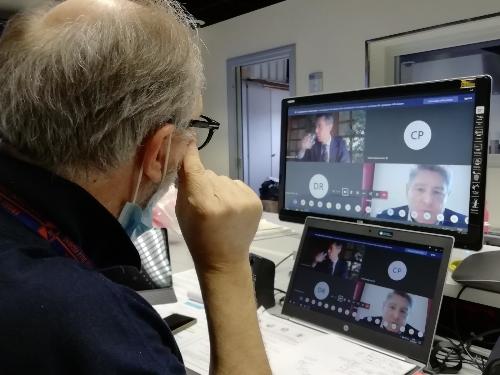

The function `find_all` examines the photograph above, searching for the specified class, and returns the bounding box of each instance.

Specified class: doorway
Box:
[227,45,296,194]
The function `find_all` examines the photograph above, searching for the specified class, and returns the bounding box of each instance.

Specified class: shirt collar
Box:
[324,136,332,147]
[0,152,141,269]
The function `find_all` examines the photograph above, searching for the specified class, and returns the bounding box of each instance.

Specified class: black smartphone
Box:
[163,313,197,334]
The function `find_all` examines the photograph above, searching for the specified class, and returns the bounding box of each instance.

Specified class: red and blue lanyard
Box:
[0,184,93,267]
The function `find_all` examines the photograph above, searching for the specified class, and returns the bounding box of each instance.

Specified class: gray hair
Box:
[315,113,334,125]
[409,165,452,193]
[386,290,413,308]
[0,0,204,178]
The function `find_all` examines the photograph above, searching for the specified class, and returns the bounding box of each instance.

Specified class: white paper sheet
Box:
[272,333,417,375]
[154,284,324,375]
[154,269,416,375]
[153,269,209,374]
[257,311,324,372]
[254,218,296,240]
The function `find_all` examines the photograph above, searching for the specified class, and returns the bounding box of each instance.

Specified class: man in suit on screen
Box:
[312,241,348,278]
[297,114,351,163]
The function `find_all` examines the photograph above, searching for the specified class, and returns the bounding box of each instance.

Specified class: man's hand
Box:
[300,133,315,152]
[297,133,315,159]
[315,251,327,264]
[312,251,327,267]
[175,142,271,375]
[176,142,262,272]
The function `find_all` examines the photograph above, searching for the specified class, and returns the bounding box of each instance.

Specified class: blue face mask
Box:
[118,202,150,240]
[118,135,172,241]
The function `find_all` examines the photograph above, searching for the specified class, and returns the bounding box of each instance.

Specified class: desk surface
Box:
[170,212,500,309]
[166,212,495,374]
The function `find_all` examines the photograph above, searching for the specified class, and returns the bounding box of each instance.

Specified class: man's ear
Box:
[142,124,175,184]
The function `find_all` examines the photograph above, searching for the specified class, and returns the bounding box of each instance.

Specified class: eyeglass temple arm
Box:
[197,129,215,150]
[200,114,219,124]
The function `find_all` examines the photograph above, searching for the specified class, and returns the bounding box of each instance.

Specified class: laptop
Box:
[100,228,177,305]
[280,216,453,371]
[135,228,177,305]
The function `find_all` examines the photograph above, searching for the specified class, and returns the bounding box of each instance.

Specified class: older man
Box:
[0,1,270,374]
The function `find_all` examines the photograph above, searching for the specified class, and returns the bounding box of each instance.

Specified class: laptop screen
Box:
[279,76,491,250]
[283,217,452,364]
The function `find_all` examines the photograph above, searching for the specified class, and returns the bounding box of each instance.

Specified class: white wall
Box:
[0,0,43,10]
[199,0,500,225]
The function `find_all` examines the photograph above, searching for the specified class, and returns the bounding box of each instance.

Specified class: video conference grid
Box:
[284,89,477,233]
[287,229,444,346]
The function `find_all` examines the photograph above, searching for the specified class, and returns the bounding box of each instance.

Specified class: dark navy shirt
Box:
[0,153,186,374]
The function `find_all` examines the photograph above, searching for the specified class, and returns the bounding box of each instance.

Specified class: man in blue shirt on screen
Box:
[377,165,467,228]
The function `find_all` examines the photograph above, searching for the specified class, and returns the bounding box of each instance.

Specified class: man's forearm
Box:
[197,261,271,375]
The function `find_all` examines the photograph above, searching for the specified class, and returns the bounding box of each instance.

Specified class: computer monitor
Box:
[279,76,491,250]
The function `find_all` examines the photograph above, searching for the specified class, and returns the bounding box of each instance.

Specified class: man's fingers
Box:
[233,179,252,191]
[179,142,205,183]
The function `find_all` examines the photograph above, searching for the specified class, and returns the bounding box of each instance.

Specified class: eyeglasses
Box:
[188,115,220,150]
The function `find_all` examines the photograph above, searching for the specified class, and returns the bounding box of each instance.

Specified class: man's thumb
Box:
[179,142,205,183]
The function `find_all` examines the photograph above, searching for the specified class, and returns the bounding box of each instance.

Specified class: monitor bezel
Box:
[282,216,454,366]
[278,75,491,250]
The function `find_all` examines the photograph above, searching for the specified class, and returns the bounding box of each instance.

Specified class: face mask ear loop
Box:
[132,164,144,204]
[160,133,173,185]
[132,129,173,204]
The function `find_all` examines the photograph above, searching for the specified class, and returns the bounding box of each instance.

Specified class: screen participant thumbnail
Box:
[363,98,474,165]
[283,162,365,216]
[369,164,470,230]
[312,241,348,278]
[286,111,366,163]
[355,284,429,344]
[310,239,365,280]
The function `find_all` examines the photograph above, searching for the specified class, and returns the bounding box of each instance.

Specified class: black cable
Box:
[438,347,459,364]
[435,291,496,373]
[465,328,500,346]
[439,286,468,373]
[443,336,463,350]
[439,324,465,343]
[430,338,489,373]
[432,287,484,375]
[438,325,490,370]
[461,328,500,372]
[274,288,287,295]
[463,344,483,371]
[453,285,468,342]
[275,252,294,268]
[430,341,463,373]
